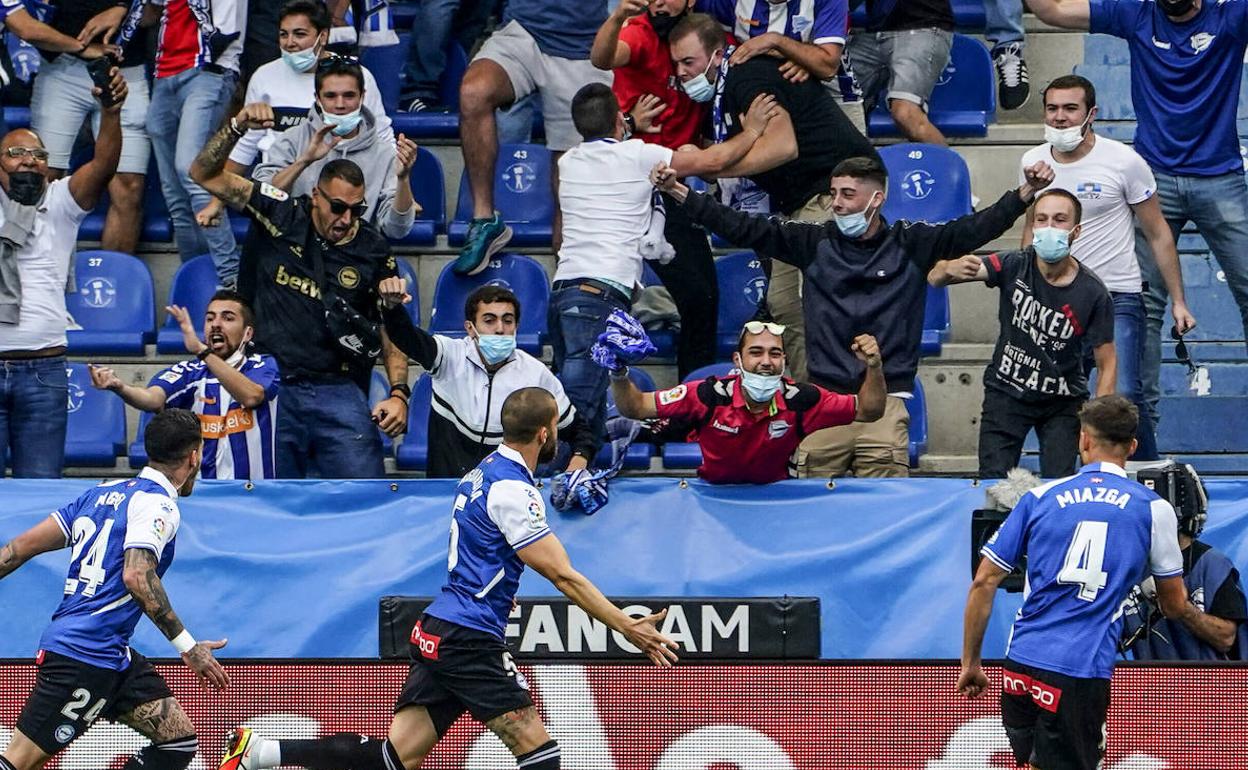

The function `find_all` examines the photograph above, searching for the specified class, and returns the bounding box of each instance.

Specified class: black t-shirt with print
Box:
[983,248,1114,402]
[864,0,955,31]
[237,182,397,388]
[720,58,878,215]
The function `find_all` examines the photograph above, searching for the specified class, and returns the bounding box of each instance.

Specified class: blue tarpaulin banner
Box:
[2,478,1247,660]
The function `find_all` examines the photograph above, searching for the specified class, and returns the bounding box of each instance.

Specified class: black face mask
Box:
[649,10,685,39]
[6,171,45,206]
[1157,0,1195,17]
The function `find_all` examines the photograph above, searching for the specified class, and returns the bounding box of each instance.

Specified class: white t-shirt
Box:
[1019,135,1156,293]
[0,179,89,351]
[555,138,674,288]
[229,57,393,167]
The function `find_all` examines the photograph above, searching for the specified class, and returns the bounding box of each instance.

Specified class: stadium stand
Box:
[66,251,156,356]
[395,374,433,471]
[156,255,218,354]
[359,35,406,114]
[64,363,126,467]
[447,144,555,247]
[907,377,929,467]
[428,252,550,354]
[390,44,469,139]
[399,147,447,245]
[393,257,421,329]
[601,367,657,470]
[714,251,768,359]
[660,362,735,470]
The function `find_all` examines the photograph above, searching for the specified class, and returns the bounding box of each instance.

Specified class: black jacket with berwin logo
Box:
[681,189,1028,394]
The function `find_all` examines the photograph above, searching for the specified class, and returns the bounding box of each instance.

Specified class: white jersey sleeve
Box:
[124,491,181,559]
[1148,498,1184,578]
[1121,146,1158,206]
[638,142,674,176]
[362,67,396,150]
[487,479,551,550]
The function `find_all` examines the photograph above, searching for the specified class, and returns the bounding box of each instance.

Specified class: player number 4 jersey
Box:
[982,462,1183,680]
[424,445,551,639]
[38,468,182,671]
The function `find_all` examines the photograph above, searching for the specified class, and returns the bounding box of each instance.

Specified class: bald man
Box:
[0,65,127,478]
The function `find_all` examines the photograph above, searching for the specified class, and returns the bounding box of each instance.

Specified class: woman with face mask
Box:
[195,0,393,230]
[930,189,1118,480]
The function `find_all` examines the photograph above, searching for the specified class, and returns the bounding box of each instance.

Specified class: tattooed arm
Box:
[123,549,230,689]
[189,103,276,211]
[0,517,70,580]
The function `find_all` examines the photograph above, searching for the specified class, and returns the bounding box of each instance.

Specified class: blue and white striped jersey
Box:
[425,445,552,638]
[983,462,1184,679]
[150,353,280,480]
[39,468,182,671]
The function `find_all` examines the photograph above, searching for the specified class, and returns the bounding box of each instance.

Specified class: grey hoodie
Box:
[252,105,415,240]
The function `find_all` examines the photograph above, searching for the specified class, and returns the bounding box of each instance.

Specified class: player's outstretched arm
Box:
[0,517,69,580]
[958,557,1010,699]
[123,548,230,690]
[519,534,679,667]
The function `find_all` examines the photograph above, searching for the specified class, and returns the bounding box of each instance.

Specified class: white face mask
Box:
[1044,114,1091,153]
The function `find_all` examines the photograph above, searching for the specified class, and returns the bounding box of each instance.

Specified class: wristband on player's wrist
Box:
[171,629,197,654]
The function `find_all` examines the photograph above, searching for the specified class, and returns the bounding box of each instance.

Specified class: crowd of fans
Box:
[0,0,1244,501]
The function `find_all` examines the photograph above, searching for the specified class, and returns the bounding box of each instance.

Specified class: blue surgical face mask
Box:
[739,369,782,403]
[681,52,719,103]
[834,192,881,239]
[1032,226,1072,263]
[281,43,320,73]
[475,332,516,365]
[322,104,363,136]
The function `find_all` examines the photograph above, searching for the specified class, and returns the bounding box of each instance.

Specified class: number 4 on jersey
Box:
[1058,520,1110,601]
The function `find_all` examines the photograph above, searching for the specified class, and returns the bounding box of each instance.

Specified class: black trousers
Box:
[650,197,718,380]
[978,386,1082,479]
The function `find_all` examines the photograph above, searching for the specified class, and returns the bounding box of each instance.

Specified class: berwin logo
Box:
[54,723,76,744]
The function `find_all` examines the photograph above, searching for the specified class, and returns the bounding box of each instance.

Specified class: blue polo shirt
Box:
[1090,0,1248,177]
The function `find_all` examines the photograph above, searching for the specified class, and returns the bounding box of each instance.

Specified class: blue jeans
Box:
[147,68,240,285]
[0,357,67,478]
[984,0,1025,50]
[276,379,385,478]
[1109,292,1158,460]
[402,0,460,103]
[548,284,629,456]
[1137,171,1248,430]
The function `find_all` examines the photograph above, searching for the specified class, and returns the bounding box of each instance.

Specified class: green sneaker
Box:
[454,213,513,275]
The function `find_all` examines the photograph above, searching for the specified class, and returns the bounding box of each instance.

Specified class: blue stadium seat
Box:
[67,251,156,356]
[230,211,251,242]
[428,253,550,353]
[1083,34,1130,65]
[359,35,407,114]
[390,44,467,139]
[1179,253,1243,342]
[399,147,446,245]
[1160,362,1248,396]
[922,285,951,356]
[129,410,152,467]
[640,263,676,357]
[600,367,656,470]
[157,255,218,354]
[867,34,996,138]
[1157,396,1248,453]
[906,377,928,467]
[369,370,396,456]
[394,257,422,329]
[878,143,973,224]
[64,363,125,467]
[4,106,30,131]
[142,166,174,242]
[448,144,554,246]
[660,363,736,469]
[395,374,432,471]
[715,252,768,358]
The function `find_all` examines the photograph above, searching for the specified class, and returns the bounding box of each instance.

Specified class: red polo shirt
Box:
[614,14,707,150]
[654,375,858,484]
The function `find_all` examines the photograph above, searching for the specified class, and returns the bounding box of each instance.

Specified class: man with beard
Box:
[0,64,126,478]
[219,387,679,770]
[591,0,718,379]
[89,290,281,480]
[0,408,229,770]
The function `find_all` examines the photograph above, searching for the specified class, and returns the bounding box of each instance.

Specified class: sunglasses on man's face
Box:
[316,188,368,218]
[5,147,49,161]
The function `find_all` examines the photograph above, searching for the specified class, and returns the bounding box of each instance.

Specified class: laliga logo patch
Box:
[337,266,361,289]
[502,163,536,194]
[658,384,687,405]
[259,182,289,201]
[54,724,76,744]
[81,277,116,309]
